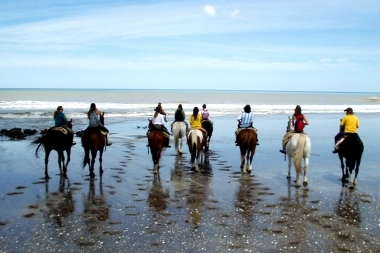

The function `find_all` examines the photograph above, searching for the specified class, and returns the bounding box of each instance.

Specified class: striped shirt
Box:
[237,112,253,128]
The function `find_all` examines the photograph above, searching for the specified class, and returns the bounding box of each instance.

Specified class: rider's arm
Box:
[303,115,309,125]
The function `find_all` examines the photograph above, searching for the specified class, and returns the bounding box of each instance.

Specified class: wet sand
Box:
[0,114,380,252]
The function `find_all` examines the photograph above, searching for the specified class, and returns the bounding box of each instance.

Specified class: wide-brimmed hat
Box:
[154,106,161,112]
[344,107,354,114]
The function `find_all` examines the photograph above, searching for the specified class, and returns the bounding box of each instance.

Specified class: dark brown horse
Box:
[147,119,167,174]
[236,128,257,173]
[32,120,73,179]
[187,129,207,171]
[81,113,106,178]
[201,120,213,152]
[337,134,364,189]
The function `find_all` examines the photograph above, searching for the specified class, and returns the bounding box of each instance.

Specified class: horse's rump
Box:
[237,128,257,148]
[82,127,105,150]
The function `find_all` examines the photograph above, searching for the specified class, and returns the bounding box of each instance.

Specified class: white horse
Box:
[172,121,187,155]
[286,133,311,187]
[187,129,207,171]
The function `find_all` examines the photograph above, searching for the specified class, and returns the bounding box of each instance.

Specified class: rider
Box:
[171,104,189,132]
[148,106,171,148]
[53,105,75,145]
[235,104,259,146]
[279,105,309,154]
[201,104,214,124]
[87,103,112,146]
[157,102,167,122]
[189,106,203,130]
[332,107,360,153]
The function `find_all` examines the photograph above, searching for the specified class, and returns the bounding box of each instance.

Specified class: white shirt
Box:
[152,113,166,125]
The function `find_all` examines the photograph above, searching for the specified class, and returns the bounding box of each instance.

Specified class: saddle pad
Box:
[100,130,107,136]
[51,127,68,135]
[187,129,204,140]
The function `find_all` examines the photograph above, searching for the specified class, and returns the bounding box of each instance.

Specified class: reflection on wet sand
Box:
[44,176,74,227]
[186,155,212,228]
[148,175,169,212]
[335,187,362,227]
[82,177,110,223]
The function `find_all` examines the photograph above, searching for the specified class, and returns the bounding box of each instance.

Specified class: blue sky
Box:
[1,0,379,92]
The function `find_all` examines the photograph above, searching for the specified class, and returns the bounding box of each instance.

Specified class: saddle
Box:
[187,128,207,139]
[235,127,257,136]
[335,133,362,150]
[148,125,170,139]
[50,127,69,135]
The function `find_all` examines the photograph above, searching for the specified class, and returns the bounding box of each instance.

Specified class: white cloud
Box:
[204,5,215,16]
[231,9,239,19]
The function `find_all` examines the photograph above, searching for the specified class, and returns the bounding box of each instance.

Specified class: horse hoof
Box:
[303,181,308,187]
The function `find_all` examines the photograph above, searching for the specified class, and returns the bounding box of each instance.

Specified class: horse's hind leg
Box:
[246,151,253,174]
[287,155,292,178]
[58,151,65,176]
[90,150,97,178]
[98,150,104,176]
[44,149,52,179]
[302,157,309,187]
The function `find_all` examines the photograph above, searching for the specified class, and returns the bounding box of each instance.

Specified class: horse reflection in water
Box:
[148,175,170,212]
[186,155,212,228]
[82,178,110,223]
[335,188,362,227]
[43,176,74,227]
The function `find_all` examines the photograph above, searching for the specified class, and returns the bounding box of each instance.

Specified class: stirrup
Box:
[106,142,112,146]
[72,141,76,146]
[332,149,338,154]
[279,149,286,154]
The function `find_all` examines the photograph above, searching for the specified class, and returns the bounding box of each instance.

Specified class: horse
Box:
[201,120,213,152]
[81,113,106,178]
[285,132,311,187]
[147,129,167,174]
[187,129,207,171]
[236,128,257,173]
[172,121,187,155]
[31,120,73,179]
[337,134,364,189]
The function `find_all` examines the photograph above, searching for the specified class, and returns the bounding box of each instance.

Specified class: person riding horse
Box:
[188,107,207,139]
[86,103,112,146]
[332,107,362,153]
[279,105,309,154]
[171,104,189,132]
[235,104,259,146]
[147,106,171,148]
[53,105,75,145]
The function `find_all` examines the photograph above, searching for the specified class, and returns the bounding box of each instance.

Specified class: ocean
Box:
[1,89,380,122]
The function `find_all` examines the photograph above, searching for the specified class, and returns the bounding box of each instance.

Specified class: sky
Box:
[0,0,379,92]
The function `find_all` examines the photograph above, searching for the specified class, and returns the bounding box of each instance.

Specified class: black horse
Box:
[338,134,364,189]
[201,120,213,152]
[32,120,73,179]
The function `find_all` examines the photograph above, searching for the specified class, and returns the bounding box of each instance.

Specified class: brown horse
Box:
[32,120,73,179]
[187,129,207,171]
[236,128,257,173]
[201,120,213,152]
[148,130,167,174]
[81,113,106,178]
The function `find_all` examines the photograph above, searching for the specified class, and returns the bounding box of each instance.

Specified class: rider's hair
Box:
[192,107,199,118]
[53,105,63,118]
[294,105,302,115]
[87,103,96,119]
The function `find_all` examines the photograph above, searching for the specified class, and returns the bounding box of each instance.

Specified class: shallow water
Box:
[0,114,380,252]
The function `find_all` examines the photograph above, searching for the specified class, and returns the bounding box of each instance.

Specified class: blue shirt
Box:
[54,112,68,127]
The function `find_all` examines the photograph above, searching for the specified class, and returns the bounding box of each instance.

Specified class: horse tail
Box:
[82,148,89,169]
[294,134,306,170]
[30,135,46,158]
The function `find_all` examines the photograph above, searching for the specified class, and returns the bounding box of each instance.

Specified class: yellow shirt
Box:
[341,114,359,133]
[189,114,202,129]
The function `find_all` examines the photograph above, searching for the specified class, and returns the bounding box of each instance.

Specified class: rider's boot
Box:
[165,138,171,148]
[106,133,112,146]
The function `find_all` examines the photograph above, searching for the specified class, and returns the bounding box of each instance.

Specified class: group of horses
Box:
[148,120,213,174]
[31,115,364,189]
[32,114,107,179]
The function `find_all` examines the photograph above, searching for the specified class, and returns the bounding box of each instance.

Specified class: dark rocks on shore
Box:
[0,128,38,140]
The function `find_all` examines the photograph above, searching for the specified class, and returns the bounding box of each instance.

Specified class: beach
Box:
[1,109,380,252]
